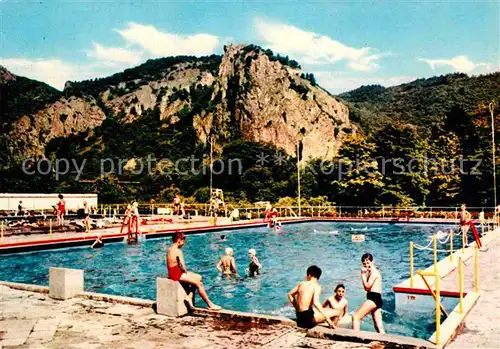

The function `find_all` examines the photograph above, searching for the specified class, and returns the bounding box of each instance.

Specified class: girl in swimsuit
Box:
[56,194,65,227]
[247,248,262,276]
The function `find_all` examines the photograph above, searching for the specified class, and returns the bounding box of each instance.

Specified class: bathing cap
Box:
[248,248,256,255]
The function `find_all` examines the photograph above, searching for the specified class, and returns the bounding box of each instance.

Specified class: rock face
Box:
[208,44,352,159]
[12,96,106,156]
[2,44,354,161]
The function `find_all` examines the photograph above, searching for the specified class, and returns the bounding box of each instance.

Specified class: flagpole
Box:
[297,141,301,217]
[489,102,496,225]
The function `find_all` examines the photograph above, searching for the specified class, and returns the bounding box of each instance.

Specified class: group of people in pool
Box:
[165,231,384,332]
[216,247,262,278]
[289,254,384,333]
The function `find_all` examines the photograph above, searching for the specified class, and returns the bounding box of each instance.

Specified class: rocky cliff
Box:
[208,44,351,159]
[1,44,354,164]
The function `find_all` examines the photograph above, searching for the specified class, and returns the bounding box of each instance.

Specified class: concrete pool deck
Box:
[0,284,391,349]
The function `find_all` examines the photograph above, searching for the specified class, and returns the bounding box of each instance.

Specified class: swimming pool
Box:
[0,222,464,339]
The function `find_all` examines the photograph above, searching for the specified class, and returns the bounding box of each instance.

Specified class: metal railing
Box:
[409,227,483,345]
[1,204,498,220]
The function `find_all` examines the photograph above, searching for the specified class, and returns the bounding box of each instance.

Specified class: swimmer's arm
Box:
[177,251,187,273]
[216,259,223,273]
[230,258,238,275]
[313,286,336,329]
[253,256,262,269]
[288,285,299,307]
[344,301,348,317]
[361,272,377,291]
[322,298,330,308]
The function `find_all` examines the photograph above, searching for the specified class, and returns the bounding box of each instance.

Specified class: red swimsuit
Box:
[168,265,184,281]
[57,202,65,215]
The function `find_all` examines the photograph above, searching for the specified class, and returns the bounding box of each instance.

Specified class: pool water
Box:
[1,222,464,339]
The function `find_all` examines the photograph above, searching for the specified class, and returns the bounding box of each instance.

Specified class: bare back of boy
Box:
[293,281,341,327]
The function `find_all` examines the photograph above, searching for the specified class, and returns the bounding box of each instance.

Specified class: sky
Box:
[1,0,498,94]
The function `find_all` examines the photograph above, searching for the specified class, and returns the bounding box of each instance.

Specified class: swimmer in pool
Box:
[352,253,385,333]
[323,284,348,326]
[246,248,262,277]
[216,247,238,277]
[91,233,104,249]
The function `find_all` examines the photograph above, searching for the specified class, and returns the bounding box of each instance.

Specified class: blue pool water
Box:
[0,222,464,339]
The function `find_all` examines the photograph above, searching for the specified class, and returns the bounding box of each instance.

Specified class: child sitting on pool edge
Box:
[323,283,348,327]
[246,248,262,277]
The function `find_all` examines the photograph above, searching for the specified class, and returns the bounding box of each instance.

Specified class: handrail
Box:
[416,270,448,317]
[458,257,464,314]
[416,269,442,345]
[2,204,499,219]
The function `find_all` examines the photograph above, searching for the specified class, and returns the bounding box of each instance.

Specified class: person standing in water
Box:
[216,247,238,277]
[166,232,221,310]
[323,284,349,327]
[288,265,340,329]
[352,253,385,333]
[246,248,262,276]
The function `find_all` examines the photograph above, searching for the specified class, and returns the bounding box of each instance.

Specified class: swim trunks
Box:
[296,309,315,329]
[367,291,383,309]
[168,265,184,281]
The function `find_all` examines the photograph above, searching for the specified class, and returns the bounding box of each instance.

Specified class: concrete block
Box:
[49,267,84,300]
[156,278,188,317]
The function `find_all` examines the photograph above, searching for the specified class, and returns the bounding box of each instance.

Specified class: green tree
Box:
[372,123,430,206]
[332,134,384,205]
[426,127,461,205]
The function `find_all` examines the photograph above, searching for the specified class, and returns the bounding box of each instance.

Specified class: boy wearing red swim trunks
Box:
[166,232,221,310]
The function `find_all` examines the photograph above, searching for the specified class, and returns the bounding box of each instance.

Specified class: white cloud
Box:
[116,22,219,57]
[255,19,387,72]
[1,22,222,90]
[419,55,489,73]
[313,71,417,94]
[0,58,98,90]
[88,42,142,65]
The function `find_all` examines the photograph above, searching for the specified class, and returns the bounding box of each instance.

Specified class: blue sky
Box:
[1,0,498,93]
